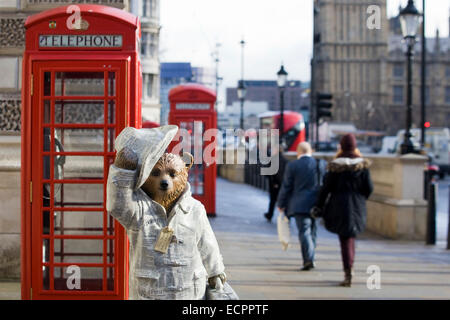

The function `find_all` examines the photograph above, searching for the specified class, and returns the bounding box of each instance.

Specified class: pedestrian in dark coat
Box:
[312,134,373,287]
[264,147,288,222]
[277,142,326,270]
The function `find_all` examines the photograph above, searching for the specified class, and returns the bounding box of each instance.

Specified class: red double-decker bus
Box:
[259,111,306,152]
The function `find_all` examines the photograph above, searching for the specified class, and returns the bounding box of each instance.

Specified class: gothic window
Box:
[142,0,148,17]
[393,85,404,104]
[143,74,155,100]
[425,86,430,104]
[393,64,404,78]
[141,32,148,56]
[151,1,159,18]
[142,0,158,18]
[445,86,450,105]
[149,34,157,57]
[140,32,157,58]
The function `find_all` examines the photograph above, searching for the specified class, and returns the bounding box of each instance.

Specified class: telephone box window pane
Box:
[54,184,103,207]
[43,266,50,290]
[107,237,115,265]
[55,128,104,152]
[189,164,204,195]
[43,238,50,263]
[107,213,115,236]
[55,101,104,124]
[108,72,115,96]
[43,210,51,235]
[54,267,103,291]
[43,72,51,96]
[42,156,51,179]
[42,184,50,207]
[107,268,114,291]
[44,100,51,123]
[54,155,103,180]
[54,211,103,235]
[54,239,103,264]
[108,128,115,152]
[108,100,115,124]
[55,72,104,96]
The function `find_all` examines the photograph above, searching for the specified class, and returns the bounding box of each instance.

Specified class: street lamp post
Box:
[277,65,288,144]
[238,39,246,130]
[420,0,426,148]
[399,0,422,155]
[237,80,246,130]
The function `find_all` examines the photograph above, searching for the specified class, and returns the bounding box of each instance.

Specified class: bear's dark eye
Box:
[151,169,160,177]
[169,170,176,178]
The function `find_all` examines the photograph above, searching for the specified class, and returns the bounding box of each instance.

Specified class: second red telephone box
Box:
[168,84,217,216]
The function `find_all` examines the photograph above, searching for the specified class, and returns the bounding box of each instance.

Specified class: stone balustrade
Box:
[282,152,428,240]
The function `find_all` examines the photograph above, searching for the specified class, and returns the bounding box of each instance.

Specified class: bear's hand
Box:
[208,273,227,290]
[115,147,138,170]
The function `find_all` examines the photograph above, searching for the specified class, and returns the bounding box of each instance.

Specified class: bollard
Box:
[423,170,430,200]
[447,184,450,250]
[426,181,437,245]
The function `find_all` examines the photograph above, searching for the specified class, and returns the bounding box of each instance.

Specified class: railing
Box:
[244,163,269,192]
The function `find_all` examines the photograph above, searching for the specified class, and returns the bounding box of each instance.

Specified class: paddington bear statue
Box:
[106,125,232,300]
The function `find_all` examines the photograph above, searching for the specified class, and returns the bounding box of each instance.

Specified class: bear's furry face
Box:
[141,153,189,213]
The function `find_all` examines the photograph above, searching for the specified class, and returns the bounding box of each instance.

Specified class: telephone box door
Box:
[170,116,216,215]
[30,60,128,299]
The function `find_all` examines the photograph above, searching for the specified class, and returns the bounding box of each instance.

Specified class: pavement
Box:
[1,177,449,300]
[437,177,449,241]
[211,177,450,299]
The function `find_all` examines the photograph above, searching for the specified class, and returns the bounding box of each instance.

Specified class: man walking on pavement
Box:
[277,142,326,271]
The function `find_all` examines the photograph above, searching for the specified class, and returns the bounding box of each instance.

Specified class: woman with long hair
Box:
[313,134,373,287]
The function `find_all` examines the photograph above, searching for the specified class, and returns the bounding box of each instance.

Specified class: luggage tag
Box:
[154,226,174,254]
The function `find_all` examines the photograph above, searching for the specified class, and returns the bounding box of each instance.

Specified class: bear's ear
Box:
[182,152,194,170]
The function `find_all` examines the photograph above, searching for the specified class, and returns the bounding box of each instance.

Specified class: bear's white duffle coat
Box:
[106,165,225,300]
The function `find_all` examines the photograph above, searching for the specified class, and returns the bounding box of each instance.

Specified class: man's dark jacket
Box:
[277,155,326,217]
[316,157,374,238]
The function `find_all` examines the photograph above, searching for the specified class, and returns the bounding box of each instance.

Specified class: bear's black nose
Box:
[160,180,169,190]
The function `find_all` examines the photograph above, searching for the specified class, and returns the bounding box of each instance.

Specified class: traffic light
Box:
[316,92,333,120]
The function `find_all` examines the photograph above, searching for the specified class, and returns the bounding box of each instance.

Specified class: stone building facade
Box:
[313,0,450,134]
[0,0,162,131]
[386,17,450,131]
[0,0,161,280]
[313,0,389,132]
[130,0,161,123]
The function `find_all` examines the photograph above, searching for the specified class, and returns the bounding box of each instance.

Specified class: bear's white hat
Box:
[114,125,178,190]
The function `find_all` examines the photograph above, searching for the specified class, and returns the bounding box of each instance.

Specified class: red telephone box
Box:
[168,84,217,216]
[21,5,142,299]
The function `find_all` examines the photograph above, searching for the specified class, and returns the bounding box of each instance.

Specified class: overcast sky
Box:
[159,0,450,109]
